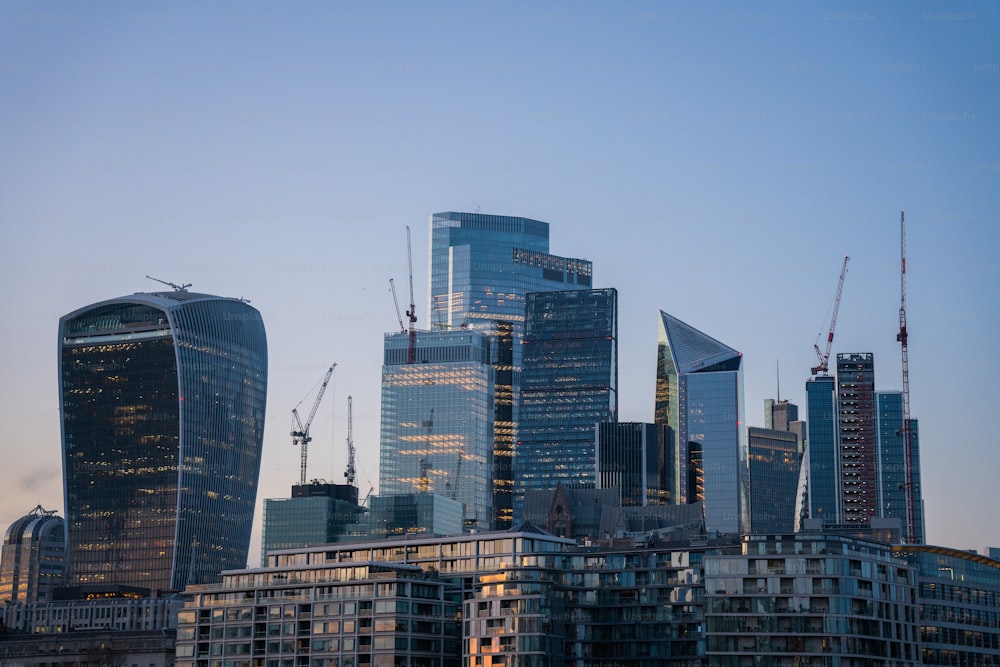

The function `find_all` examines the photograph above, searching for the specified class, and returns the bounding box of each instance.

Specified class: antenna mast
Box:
[898,210,917,543]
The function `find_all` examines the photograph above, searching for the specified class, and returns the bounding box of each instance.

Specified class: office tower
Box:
[261,483,364,563]
[655,311,748,534]
[379,329,494,529]
[367,493,464,539]
[876,391,925,543]
[596,422,666,507]
[59,290,267,592]
[0,506,65,603]
[515,288,617,520]
[836,352,877,526]
[805,374,838,522]
[428,211,593,529]
[747,427,800,534]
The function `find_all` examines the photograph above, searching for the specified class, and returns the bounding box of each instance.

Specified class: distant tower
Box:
[806,375,838,522]
[836,353,878,526]
[0,506,65,603]
[261,482,364,563]
[59,290,267,592]
[876,391,925,543]
[748,428,800,534]
[655,311,748,535]
[596,422,666,507]
[514,288,618,521]
[428,212,593,529]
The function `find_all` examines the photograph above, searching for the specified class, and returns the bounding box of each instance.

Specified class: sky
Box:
[1,1,998,565]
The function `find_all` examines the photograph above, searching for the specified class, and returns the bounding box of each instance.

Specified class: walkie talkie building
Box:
[58,290,267,593]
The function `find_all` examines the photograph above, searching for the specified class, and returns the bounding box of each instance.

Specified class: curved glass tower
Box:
[59,291,267,592]
[0,505,65,603]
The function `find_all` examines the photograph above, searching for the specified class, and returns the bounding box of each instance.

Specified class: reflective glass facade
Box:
[655,312,747,535]
[428,212,593,529]
[837,353,878,526]
[596,422,666,507]
[747,427,800,534]
[877,392,925,544]
[805,375,838,522]
[515,289,617,521]
[0,507,65,603]
[379,330,494,529]
[59,291,267,592]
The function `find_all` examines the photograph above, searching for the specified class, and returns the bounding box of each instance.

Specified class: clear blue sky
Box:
[2,2,997,564]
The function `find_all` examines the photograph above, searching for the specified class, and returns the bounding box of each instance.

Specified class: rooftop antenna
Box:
[776,360,781,402]
[146,275,191,292]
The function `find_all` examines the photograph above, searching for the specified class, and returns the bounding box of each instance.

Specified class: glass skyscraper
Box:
[59,290,267,592]
[805,374,838,522]
[379,329,495,529]
[655,311,747,535]
[0,506,65,603]
[515,288,617,519]
[747,427,800,534]
[596,422,666,507]
[877,391,925,543]
[427,212,593,529]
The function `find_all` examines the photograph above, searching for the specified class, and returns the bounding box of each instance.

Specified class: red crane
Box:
[811,255,850,376]
[405,225,418,364]
[898,210,917,543]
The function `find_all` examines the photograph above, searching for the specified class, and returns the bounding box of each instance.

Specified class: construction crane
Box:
[405,225,418,364]
[146,275,191,292]
[345,395,356,486]
[811,255,850,376]
[388,279,406,333]
[897,210,917,543]
[417,408,434,493]
[290,364,336,486]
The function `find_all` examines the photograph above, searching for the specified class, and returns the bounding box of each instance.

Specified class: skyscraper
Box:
[0,506,65,603]
[514,288,617,520]
[805,374,838,522]
[596,422,666,507]
[747,427,800,534]
[379,329,495,529]
[261,482,364,563]
[876,391,925,543]
[427,212,593,529]
[654,311,748,535]
[836,352,877,526]
[59,290,267,592]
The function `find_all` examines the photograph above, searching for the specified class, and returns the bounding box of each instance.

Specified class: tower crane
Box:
[405,225,418,364]
[345,395,356,486]
[389,279,406,333]
[146,275,191,292]
[811,256,850,376]
[897,210,917,543]
[290,364,336,486]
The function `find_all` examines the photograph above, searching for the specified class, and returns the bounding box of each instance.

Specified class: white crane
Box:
[290,364,336,486]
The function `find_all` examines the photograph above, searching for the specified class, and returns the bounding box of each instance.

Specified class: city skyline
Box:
[1,2,998,562]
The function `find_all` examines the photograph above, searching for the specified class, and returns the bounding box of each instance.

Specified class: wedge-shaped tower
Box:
[655,311,747,534]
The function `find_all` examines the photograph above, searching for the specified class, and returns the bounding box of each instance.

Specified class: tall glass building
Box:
[747,427,800,534]
[428,212,593,529]
[514,288,617,520]
[379,329,494,529]
[877,391,925,543]
[805,374,838,522]
[59,290,267,592]
[596,422,666,507]
[655,311,747,535]
[0,506,65,603]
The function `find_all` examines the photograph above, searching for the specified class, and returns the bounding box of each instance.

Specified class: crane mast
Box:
[405,225,417,364]
[290,364,336,486]
[898,210,917,543]
[389,279,406,333]
[345,395,356,486]
[811,255,850,376]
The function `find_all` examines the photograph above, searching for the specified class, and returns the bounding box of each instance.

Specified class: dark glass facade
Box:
[747,427,800,534]
[876,392,925,543]
[59,291,267,592]
[514,289,617,521]
[805,375,838,522]
[596,422,666,507]
[0,506,65,603]
[428,212,593,530]
[837,352,878,526]
[655,311,747,535]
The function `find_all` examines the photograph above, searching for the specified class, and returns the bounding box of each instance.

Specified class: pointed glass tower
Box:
[655,311,747,535]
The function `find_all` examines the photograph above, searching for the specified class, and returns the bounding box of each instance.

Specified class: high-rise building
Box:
[747,427,800,534]
[836,352,878,526]
[427,212,593,529]
[514,288,617,520]
[261,483,365,563]
[59,290,267,592]
[596,422,667,507]
[655,311,748,535]
[379,329,494,529]
[0,505,65,603]
[765,398,807,454]
[876,391,925,543]
[805,374,838,522]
